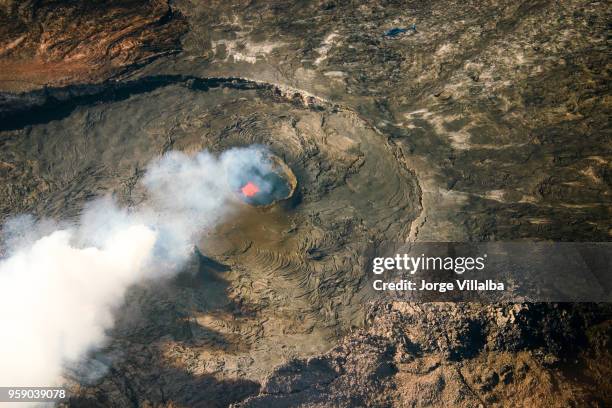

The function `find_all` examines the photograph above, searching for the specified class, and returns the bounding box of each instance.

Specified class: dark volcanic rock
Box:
[239,303,612,407]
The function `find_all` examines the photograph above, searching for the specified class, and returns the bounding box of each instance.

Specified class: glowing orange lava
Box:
[241,181,260,197]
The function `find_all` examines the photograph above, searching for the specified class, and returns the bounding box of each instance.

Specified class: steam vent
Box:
[230,151,297,207]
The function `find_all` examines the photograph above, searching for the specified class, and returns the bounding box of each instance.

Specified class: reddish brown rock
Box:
[0,0,186,92]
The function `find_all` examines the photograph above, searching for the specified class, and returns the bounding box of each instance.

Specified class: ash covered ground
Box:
[0,1,610,407]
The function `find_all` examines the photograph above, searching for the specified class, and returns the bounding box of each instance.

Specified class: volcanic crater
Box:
[0,76,421,403]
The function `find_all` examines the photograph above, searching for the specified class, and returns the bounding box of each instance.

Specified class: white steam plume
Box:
[0,146,271,387]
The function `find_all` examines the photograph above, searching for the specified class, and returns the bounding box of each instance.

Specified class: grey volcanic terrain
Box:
[0,1,610,407]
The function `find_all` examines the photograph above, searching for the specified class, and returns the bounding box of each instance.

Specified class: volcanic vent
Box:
[228,149,297,207]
